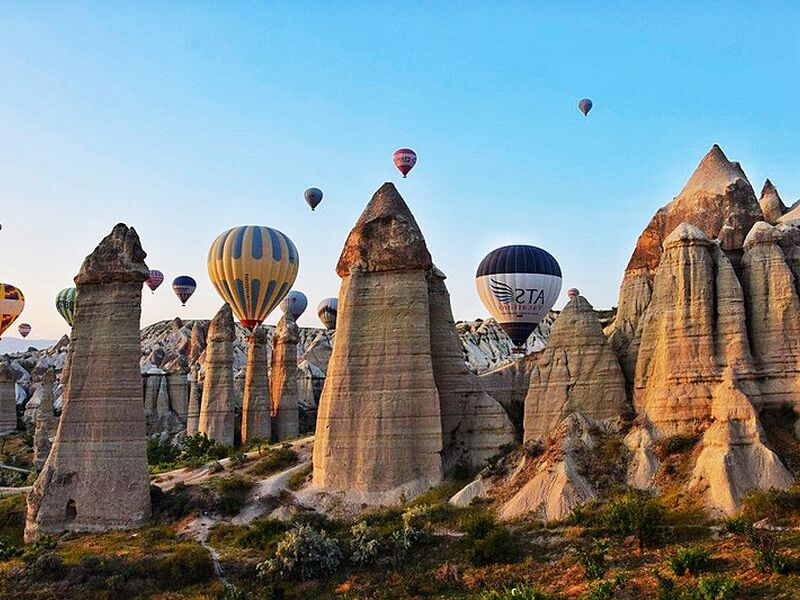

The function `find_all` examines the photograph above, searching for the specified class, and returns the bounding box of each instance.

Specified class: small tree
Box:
[602,489,663,551]
[257,525,342,580]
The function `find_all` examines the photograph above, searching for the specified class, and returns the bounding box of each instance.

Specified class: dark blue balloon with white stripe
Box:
[172,276,197,306]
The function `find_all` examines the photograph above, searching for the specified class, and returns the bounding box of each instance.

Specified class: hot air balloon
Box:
[146,270,164,293]
[304,188,323,211]
[280,290,308,321]
[578,98,593,116]
[476,245,562,350]
[172,276,197,307]
[207,226,299,332]
[18,323,31,338]
[0,284,25,339]
[317,297,338,330]
[55,287,76,327]
[567,288,580,299]
[393,148,417,178]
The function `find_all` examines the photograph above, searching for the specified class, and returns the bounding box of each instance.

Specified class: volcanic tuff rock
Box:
[33,368,57,469]
[271,315,300,441]
[25,223,151,540]
[186,363,201,435]
[689,369,793,515]
[759,179,787,224]
[524,295,627,442]
[0,361,17,435]
[428,267,514,472]
[241,326,270,444]
[199,304,236,446]
[164,355,190,421]
[314,184,444,503]
[607,145,764,379]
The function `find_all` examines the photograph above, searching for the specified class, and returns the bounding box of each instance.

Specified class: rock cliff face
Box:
[313,183,444,503]
[25,223,151,540]
[607,145,764,379]
[198,304,236,446]
[271,315,300,441]
[0,362,17,436]
[241,326,270,444]
[524,295,627,442]
[759,179,787,224]
[33,368,57,469]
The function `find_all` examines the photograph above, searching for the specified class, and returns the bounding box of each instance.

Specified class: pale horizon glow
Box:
[1,3,799,341]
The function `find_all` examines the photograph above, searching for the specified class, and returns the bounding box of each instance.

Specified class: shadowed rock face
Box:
[185,363,201,435]
[241,326,270,444]
[25,223,151,540]
[199,304,235,446]
[524,295,628,442]
[271,315,300,441]
[33,368,57,469]
[0,362,17,436]
[759,179,787,224]
[607,146,764,380]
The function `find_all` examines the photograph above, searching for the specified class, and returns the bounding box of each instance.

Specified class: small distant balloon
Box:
[280,290,308,321]
[172,276,197,307]
[0,284,25,339]
[567,288,580,299]
[18,323,31,338]
[146,270,164,293]
[55,287,76,327]
[304,188,323,211]
[578,98,593,116]
[317,297,338,330]
[393,148,417,178]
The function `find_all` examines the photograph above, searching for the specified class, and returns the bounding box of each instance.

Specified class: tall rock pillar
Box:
[25,223,151,540]
[241,326,271,444]
[33,368,57,470]
[271,315,300,441]
[198,304,235,446]
[186,363,201,435]
[0,362,17,436]
[313,183,443,503]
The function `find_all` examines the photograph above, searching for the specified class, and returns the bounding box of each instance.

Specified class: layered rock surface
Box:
[0,362,17,435]
[241,326,270,444]
[199,304,235,446]
[524,295,627,442]
[33,368,57,469]
[25,224,151,539]
[271,315,300,441]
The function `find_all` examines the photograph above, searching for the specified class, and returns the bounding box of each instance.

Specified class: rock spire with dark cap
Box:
[25,223,151,540]
[198,304,235,446]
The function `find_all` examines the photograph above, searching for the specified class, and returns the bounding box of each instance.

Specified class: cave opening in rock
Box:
[65,499,77,521]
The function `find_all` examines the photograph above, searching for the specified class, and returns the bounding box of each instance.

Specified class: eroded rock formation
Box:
[524,295,627,442]
[25,223,151,539]
[271,315,300,441]
[759,179,787,224]
[0,362,17,436]
[186,363,201,435]
[198,304,235,446]
[33,368,57,469]
[241,326,270,444]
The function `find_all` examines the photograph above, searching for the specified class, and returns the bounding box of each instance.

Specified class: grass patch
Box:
[0,494,26,547]
[249,447,299,477]
[287,464,313,491]
[210,476,255,516]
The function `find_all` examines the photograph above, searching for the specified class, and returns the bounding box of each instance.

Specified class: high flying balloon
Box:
[0,284,25,339]
[55,287,76,327]
[578,98,593,116]
[146,270,164,293]
[317,297,338,330]
[208,226,299,332]
[476,245,562,349]
[393,148,417,178]
[18,323,31,338]
[567,288,580,299]
[280,290,308,321]
[304,188,323,211]
[172,276,197,307]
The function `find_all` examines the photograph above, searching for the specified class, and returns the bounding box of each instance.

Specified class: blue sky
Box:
[1,2,799,340]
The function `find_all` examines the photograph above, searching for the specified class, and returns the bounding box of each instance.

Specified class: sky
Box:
[1,2,799,341]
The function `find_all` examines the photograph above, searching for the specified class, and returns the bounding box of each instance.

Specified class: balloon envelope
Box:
[578,98,593,116]
[567,288,580,299]
[317,297,338,329]
[304,188,323,211]
[393,148,417,177]
[18,323,31,338]
[172,276,197,306]
[0,284,25,339]
[207,226,299,331]
[280,290,308,320]
[146,270,164,292]
[476,245,562,347]
[55,287,76,327]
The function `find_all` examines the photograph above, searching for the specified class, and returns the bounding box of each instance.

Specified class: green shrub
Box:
[156,544,214,587]
[287,464,313,490]
[250,447,299,477]
[747,530,790,574]
[237,517,289,551]
[479,585,553,599]
[211,476,255,516]
[582,575,626,600]
[602,489,663,551]
[349,521,381,566]
[656,434,700,458]
[22,534,56,564]
[740,486,800,526]
[0,538,21,561]
[574,538,610,580]
[147,438,181,467]
[257,524,342,580]
[0,494,26,546]
[150,482,221,520]
[461,513,518,566]
[656,573,738,600]
[667,546,713,576]
[722,515,752,536]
